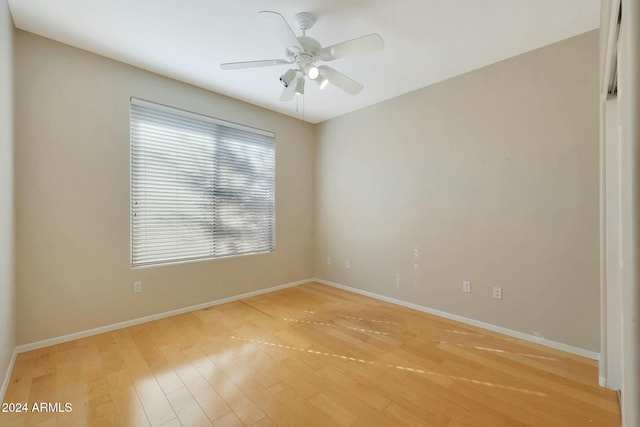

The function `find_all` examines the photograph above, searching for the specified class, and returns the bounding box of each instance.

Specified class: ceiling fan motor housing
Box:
[285,37,321,61]
[284,35,321,81]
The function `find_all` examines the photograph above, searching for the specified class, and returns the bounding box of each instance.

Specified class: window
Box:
[130,98,275,267]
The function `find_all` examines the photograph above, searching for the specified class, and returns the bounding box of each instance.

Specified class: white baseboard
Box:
[14,276,600,362]
[313,278,600,361]
[599,376,607,387]
[1,347,18,401]
[16,278,312,354]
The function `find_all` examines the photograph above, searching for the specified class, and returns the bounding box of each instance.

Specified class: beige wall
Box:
[0,0,15,394]
[14,31,315,345]
[314,31,600,352]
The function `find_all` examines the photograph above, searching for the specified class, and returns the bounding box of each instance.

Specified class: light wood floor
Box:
[2,282,620,426]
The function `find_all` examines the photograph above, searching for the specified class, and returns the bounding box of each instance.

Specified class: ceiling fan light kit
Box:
[279,68,297,87]
[294,74,305,95]
[303,63,319,80]
[221,11,384,101]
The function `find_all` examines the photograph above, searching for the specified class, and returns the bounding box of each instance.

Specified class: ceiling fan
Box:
[221,11,384,101]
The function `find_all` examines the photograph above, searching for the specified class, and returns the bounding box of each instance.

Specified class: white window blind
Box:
[130,98,275,267]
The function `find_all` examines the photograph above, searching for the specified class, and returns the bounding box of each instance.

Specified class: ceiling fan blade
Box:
[258,11,303,50]
[318,33,384,61]
[280,78,297,101]
[320,66,363,95]
[220,59,291,70]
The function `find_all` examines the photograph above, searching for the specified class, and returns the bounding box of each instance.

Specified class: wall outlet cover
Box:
[463,280,471,293]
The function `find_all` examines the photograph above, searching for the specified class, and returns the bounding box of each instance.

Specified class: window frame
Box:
[129,98,276,268]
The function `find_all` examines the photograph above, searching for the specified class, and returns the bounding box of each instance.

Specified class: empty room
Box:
[1,0,638,426]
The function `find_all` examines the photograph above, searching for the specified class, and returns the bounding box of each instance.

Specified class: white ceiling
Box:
[8,0,601,123]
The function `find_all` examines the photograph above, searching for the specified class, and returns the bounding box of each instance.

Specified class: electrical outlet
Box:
[492,286,503,300]
[133,281,142,294]
[345,259,350,269]
[327,256,332,265]
[463,280,471,293]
